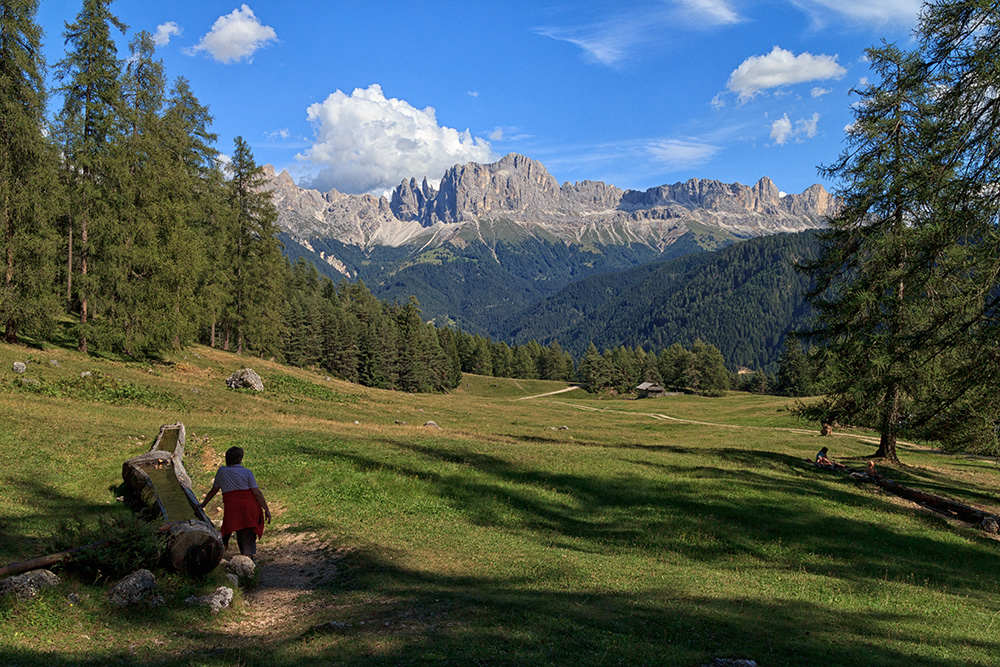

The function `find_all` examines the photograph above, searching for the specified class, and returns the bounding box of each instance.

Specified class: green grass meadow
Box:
[2,342,1000,666]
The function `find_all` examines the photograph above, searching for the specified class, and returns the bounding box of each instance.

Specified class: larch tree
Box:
[0,0,59,344]
[55,0,126,354]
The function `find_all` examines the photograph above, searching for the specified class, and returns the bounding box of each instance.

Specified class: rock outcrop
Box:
[264,153,832,253]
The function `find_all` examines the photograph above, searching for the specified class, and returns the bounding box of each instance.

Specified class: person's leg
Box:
[236,527,257,558]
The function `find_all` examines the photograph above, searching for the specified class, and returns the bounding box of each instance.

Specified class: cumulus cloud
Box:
[770,112,820,145]
[795,0,921,26]
[154,22,181,47]
[186,4,276,64]
[727,46,846,102]
[647,138,721,169]
[297,84,497,195]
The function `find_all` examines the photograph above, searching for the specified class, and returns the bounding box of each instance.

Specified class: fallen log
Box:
[122,423,223,576]
[0,541,107,579]
[873,477,999,531]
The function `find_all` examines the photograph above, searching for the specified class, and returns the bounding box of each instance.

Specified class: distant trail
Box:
[548,400,918,447]
[517,386,584,400]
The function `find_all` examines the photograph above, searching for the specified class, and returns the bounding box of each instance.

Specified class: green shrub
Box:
[51,511,165,582]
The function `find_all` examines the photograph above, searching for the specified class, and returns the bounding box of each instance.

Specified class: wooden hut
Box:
[636,382,666,398]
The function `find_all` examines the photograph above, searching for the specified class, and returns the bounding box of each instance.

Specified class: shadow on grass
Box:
[7,437,1000,667]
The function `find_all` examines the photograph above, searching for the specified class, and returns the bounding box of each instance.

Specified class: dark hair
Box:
[819,447,829,454]
[225,446,244,466]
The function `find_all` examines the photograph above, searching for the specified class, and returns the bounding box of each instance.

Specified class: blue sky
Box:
[37,1,922,197]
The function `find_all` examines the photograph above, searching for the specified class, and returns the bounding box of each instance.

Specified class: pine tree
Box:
[0,0,58,343]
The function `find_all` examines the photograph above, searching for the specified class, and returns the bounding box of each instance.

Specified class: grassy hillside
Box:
[2,341,1000,666]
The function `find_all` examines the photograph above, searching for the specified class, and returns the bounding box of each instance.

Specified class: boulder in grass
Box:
[227,555,255,579]
[0,569,60,599]
[12,361,26,374]
[186,586,233,614]
[107,569,155,607]
[226,368,264,391]
[423,421,441,430]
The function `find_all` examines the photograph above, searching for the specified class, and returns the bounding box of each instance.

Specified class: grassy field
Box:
[2,341,1000,666]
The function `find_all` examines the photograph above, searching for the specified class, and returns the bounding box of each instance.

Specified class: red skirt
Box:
[221,489,264,538]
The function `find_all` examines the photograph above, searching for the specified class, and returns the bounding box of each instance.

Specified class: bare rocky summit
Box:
[264,153,832,255]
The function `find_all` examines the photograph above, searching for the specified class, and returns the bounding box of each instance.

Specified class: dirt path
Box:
[221,525,348,640]
[517,385,583,400]
[549,400,923,449]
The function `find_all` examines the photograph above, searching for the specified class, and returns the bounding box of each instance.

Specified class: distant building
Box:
[636,382,666,398]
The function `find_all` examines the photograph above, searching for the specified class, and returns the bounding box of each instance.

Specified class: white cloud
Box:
[153,22,181,47]
[298,84,497,195]
[647,139,721,169]
[810,86,832,97]
[727,46,846,102]
[266,128,290,140]
[489,127,504,141]
[793,0,921,26]
[186,4,276,64]
[770,112,820,145]
[467,90,479,98]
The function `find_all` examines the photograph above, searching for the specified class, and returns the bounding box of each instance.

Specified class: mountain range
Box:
[264,153,832,367]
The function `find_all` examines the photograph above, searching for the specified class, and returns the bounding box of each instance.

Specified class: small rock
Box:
[107,569,155,607]
[982,516,1000,534]
[12,361,26,374]
[21,377,39,386]
[558,426,569,431]
[148,594,164,608]
[226,368,264,391]
[325,376,331,381]
[423,421,441,429]
[227,555,255,579]
[49,359,60,367]
[193,353,201,359]
[80,371,92,378]
[395,420,407,425]
[186,586,233,614]
[66,592,79,605]
[0,569,60,599]
[354,421,360,425]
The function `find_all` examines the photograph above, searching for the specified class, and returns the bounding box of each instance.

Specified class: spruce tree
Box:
[225,136,284,356]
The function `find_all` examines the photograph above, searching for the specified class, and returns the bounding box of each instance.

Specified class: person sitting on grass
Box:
[199,446,271,559]
[815,446,846,469]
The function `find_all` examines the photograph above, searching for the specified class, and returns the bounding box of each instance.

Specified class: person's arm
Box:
[251,487,272,523]
[200,485,221,508]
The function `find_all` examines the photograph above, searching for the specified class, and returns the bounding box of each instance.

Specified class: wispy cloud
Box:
[186,4,277,64]
[726,46,846,102]
[536,0,741,66]
[791,0,921,26]
[647,138,721,169]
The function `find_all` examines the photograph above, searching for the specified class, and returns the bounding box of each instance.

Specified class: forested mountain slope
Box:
[499,230,821,371]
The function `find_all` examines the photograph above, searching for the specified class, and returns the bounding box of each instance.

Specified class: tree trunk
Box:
[66,215,73,305]
[78,205,88,354]
[875,380,901,462]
